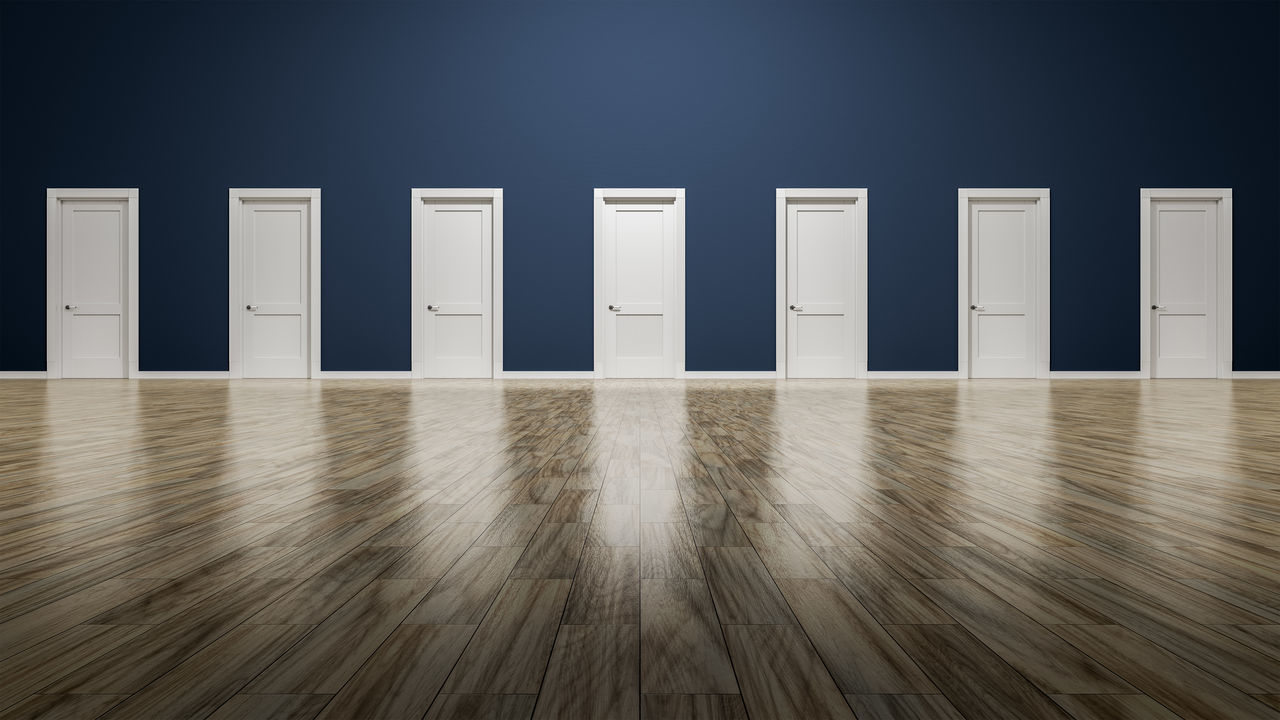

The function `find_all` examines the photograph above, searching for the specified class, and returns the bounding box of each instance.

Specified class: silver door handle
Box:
[608,304,622,311]
[245,304,258,311]
[64,304,77,310]
[789,304,803,311]
[427,304,439,311]
[1152,304,1166,310]
[970,305,986,311]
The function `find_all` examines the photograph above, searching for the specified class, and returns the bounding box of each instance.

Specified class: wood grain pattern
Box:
[2,379,1279,718]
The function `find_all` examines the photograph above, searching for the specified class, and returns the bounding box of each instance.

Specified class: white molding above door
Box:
[775,188,868,379]
[411,188,503,379]
[228,188,321,379]
[1140,188,1232,379]
[46,188,139,379]
[593,188,685,378]
[958,188,1051,379]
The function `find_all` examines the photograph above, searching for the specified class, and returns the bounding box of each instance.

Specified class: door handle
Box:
[64,304,77,311]
[245,304,258,311]
[789,304,803,311]
[427,304,439,311]
[970,305,986,311]
[608,304,622,311]
[1152,304,1166,310]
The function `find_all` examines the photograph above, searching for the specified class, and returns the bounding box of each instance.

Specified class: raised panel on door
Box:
[969,201,1037,378]
[786,201,855,378]
[61,200,127,378]
[424,200,492,378]
[1153,200,1216,378]
[604,201,675,378]
[243,201,309,378]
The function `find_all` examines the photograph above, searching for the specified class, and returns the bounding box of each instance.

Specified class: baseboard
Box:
[0,371,48,379]
[134,371,230,379]
[1232,371,1280,379]
[682,371,778,379]
[500,371,596,379]
[315,371,413,379]
[1047,371,1145,379]
[865,371,963,379]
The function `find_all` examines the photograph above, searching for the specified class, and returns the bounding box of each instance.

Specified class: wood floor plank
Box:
[1050,624,1280,720]
[1048,694,1183,720]
[741,522,836,578]
[246,579,434,694]
[545,489,599,524]
[1,694,129,720]
[700,546,795,624]
[475,505,550,547]
[510,522,589,579]
[443,578,572,694]
[641,579,738,694]
[564,546,640,625]
[686,505,750,547]
[100,623,312,720]
[640,694,748,720]
[0,577,168,661]
[533,624,639,720]
[0,624,147,711]
[425,694,536,720]
[722,624,854,720]
[641,522,702,579]
[815,545,951,624]
[315,624,475,720]
[207,694,332,720]
[588,504,641,546]
[405,546,523,624]
[776,578,936,694]
[247,545,405,624]
[846,694,965,720]
[932,546,1111,625]
[886,623,1073,720]
[381,522,488,579]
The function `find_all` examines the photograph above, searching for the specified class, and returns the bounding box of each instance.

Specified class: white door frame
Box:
[46,188,139,379]
[958,188,1051,379]
[410,188,503,379]
[775,188,868,378]
[228,188,321,379]
[1140,188,1232,379]
[593,188,685,378]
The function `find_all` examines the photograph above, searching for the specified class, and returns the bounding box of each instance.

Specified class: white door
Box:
[60,199,128,378]
[786,200,857,377]
[603,200,676,378]
[422,199,492,378]
[969,200,1038,378]
[241,200,310,378]
[1151,199,1217,378]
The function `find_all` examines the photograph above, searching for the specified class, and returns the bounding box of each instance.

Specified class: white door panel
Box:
[786,201,856,377]
[423,199,492,378]
[61,200,127,377]
[969,201,1037,378]
[1152,201,1216,377]
[242,201,309,378]
[604,201,675,378]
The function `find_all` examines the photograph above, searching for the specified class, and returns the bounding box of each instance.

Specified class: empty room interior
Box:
[2,0,1280,718]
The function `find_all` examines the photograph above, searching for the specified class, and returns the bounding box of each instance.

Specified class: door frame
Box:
[1140,188,1232,379]
[46,188,139,379]
[593,188,685,378]
[228,188,322,379]
[410,188,503,379]
[957,188,1051,379]
[774,188,869,379]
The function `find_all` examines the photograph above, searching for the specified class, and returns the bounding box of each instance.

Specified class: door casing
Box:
[957,188,1051,379]
[1140,188,1233,379]
[593,188,685,378]
[46,188,139,379]
[410,188,503,379]
[228,188,321,379]
[774,188,868,379]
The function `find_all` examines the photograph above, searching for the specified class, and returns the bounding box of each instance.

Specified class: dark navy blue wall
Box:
[2,0,1277,372]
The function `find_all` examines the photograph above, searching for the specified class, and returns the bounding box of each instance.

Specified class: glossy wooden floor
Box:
[1,379,1278,720]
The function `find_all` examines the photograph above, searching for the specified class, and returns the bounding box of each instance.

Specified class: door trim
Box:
[775,188,868,379]
[957,188,1051,379]
[410,188,503,379]
[228,188,321,379]
[1139,188,1232,379]
[593,188,685,378]
[46,188,139,379]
